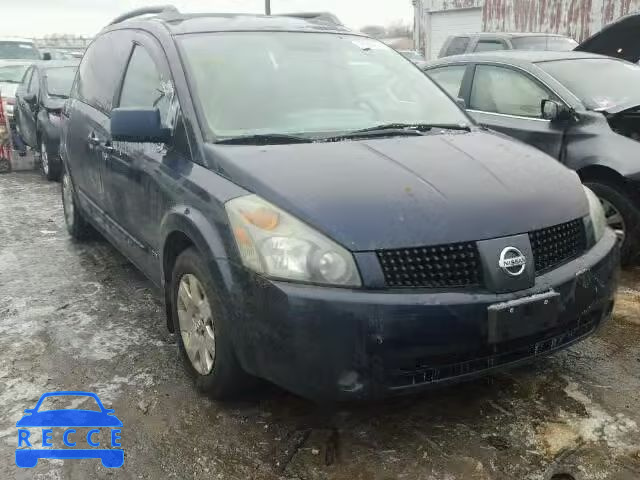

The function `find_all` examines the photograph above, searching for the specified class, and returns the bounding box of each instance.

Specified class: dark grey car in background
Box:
[425,51,640,264]
[14,60,79,180]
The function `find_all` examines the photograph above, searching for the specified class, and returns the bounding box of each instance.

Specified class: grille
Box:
[529,219,587,273]
[388,312,600,389]
[377,242,482,288]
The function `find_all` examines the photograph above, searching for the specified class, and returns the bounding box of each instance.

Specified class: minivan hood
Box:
[575,12,640,63]
[206,132,588,251]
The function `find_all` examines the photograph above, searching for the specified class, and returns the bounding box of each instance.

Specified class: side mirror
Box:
[456,97,466,109]
[111,108,171,143]
[541,99,572,122]
[42,52,52,61]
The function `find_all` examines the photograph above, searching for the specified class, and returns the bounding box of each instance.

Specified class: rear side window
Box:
[474,41,506,52]
[444,37,470,57]
[427,66,466,97]
[74,31,131,114]
[118,46,171,121]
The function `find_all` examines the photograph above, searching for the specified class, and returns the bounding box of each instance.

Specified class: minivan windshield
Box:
[45,66,77,98]
[539,58,640,111]
[179,32,469,141]
[0,41,40,60]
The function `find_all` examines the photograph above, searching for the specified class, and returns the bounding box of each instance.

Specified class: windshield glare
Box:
[179,32,468,140]
[539,58,640,110]
[511,36,578,51]
[0,65,28,83]
[45,66,76,97]
[0,41,39,60]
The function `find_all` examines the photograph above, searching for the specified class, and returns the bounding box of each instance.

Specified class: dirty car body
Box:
[60,9,619,401]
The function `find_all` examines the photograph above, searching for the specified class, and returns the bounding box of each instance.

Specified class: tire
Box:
[585,180,640,265]
[171,247,252,399]
[39,135,61,181]
[61,165,93,240]
[0,158,10,174]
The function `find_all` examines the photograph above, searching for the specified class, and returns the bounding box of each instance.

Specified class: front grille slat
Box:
[529,219,587,273]
[376,219,587,289]
[376,241,482,288]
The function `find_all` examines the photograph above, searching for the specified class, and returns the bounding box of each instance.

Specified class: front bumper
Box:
[227,229,620,401]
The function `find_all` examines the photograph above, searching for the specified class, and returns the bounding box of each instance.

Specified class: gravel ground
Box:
[1,171,639,480]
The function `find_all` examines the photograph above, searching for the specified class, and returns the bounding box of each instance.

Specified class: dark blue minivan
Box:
[60,7,620,400]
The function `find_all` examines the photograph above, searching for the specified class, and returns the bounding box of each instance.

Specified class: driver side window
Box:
[470,65,558,118]
[119,45,172,123]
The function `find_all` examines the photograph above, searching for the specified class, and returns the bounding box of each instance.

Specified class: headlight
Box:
[226,194,361,287]
[583,186,606,243]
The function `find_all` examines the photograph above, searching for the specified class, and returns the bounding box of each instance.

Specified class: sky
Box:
[2,0,414,37]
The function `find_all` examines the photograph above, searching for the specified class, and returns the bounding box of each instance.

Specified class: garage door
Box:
[429,8,482,60]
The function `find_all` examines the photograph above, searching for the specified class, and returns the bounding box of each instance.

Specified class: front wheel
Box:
[61,166,93,240]
[585,180,640,265]
[171,247,253,399]
[40,136,60,181]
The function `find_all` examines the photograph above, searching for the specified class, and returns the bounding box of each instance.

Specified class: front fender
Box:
[160,205,240,331]
[565,113,640,179]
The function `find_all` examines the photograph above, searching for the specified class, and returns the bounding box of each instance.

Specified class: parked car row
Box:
[438,32,579,58]
[14,60,79,180]
[55,7,619,401]
[424,14,640,265]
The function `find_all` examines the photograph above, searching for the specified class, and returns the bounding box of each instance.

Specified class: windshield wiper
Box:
[215,133,313,145]
[321,123,471,141]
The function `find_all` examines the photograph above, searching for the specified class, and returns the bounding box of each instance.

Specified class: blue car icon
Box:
[16,391,123,468]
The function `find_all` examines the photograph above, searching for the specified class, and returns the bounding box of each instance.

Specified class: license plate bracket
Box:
[488,291,560,343]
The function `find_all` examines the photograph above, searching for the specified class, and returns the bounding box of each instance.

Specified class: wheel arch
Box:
[160,206,235,332]
[578,164,640,203]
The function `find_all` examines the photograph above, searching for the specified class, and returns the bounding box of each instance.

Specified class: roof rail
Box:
[276,12,343,26]
[108,5,179,26]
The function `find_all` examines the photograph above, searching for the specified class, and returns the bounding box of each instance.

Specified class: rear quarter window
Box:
[443,37,470,57]
[73,31,132,114]
[474,40,507,52]
[427,65,467,97]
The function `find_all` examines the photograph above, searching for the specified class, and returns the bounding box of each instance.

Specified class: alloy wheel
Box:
[41,141,49,176]
[600,197,625,242]
[177,274,216,375]
[62,171,75,228]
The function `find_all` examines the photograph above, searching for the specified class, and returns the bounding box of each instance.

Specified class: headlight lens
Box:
[226,195,361,287]
[584,186,606,243]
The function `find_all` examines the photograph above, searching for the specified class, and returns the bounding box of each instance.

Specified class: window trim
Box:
[466,108,552,122]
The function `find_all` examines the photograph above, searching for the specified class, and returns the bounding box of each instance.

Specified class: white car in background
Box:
[0,38,41,61]
[0,61,30,122]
